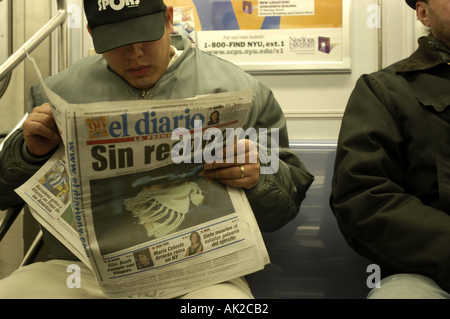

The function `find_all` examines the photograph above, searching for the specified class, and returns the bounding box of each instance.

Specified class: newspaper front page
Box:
[15,57,269,298]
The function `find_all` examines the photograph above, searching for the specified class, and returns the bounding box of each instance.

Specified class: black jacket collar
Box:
[396,36,445,74]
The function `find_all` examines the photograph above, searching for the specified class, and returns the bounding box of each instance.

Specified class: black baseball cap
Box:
[83,0,168,53]
[406,0,418,9]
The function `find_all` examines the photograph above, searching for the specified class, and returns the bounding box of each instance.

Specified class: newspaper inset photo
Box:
[91,162,235,256]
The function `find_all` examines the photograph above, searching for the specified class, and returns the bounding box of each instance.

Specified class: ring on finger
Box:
[239,165,245,179]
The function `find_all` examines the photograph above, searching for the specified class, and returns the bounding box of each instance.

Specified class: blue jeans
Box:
[367,274,450,299]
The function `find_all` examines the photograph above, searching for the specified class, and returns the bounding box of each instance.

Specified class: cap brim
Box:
[91,11,166,53]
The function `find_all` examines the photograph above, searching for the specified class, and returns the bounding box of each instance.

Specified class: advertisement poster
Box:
[165,0,351,73]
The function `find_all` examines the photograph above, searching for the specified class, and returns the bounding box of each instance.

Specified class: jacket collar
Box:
[396,35,445,74]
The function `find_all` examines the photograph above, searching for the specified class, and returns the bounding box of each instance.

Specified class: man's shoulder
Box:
[46,55,106,84]
[369,59,407,79]
[36,55,134,104]
[185,46,254,77]
[358,58,410,90]
[162,45,261,99]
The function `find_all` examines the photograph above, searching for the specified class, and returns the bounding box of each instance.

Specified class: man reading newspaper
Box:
[0,0,313,298]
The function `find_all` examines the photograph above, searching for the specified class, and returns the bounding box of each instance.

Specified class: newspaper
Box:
[15,57,269,299]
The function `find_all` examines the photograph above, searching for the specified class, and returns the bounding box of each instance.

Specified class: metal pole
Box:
[378,0,383,70]
[0,0,67,82]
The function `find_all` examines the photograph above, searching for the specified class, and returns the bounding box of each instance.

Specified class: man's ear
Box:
[166,5,174,34]
[416,1,430,27]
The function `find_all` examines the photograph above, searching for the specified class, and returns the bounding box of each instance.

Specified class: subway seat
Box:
[245,140,372,299]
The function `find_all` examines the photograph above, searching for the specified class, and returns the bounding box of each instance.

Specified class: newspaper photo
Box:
[15,56,270,298]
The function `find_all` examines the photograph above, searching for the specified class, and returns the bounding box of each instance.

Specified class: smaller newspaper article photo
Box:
[16,145,90,265]
[15,55,270,299]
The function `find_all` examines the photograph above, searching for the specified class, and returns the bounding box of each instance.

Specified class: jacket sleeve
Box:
[0,87,50,210]
[330,74,450,292]
[244,82,314,232]
[0,129,44,210]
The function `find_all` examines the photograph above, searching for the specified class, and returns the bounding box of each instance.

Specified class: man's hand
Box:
[23,103,62,158]
[204,139,260,189]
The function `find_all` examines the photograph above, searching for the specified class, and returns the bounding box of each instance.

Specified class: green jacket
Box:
[330,35,450,292]
[0,35,313,260]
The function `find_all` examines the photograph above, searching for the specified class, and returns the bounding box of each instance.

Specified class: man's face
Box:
[101,9,174,91]
[418,0,450,47]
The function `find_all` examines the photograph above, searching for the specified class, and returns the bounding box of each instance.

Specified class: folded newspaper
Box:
[15,57,269,298]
